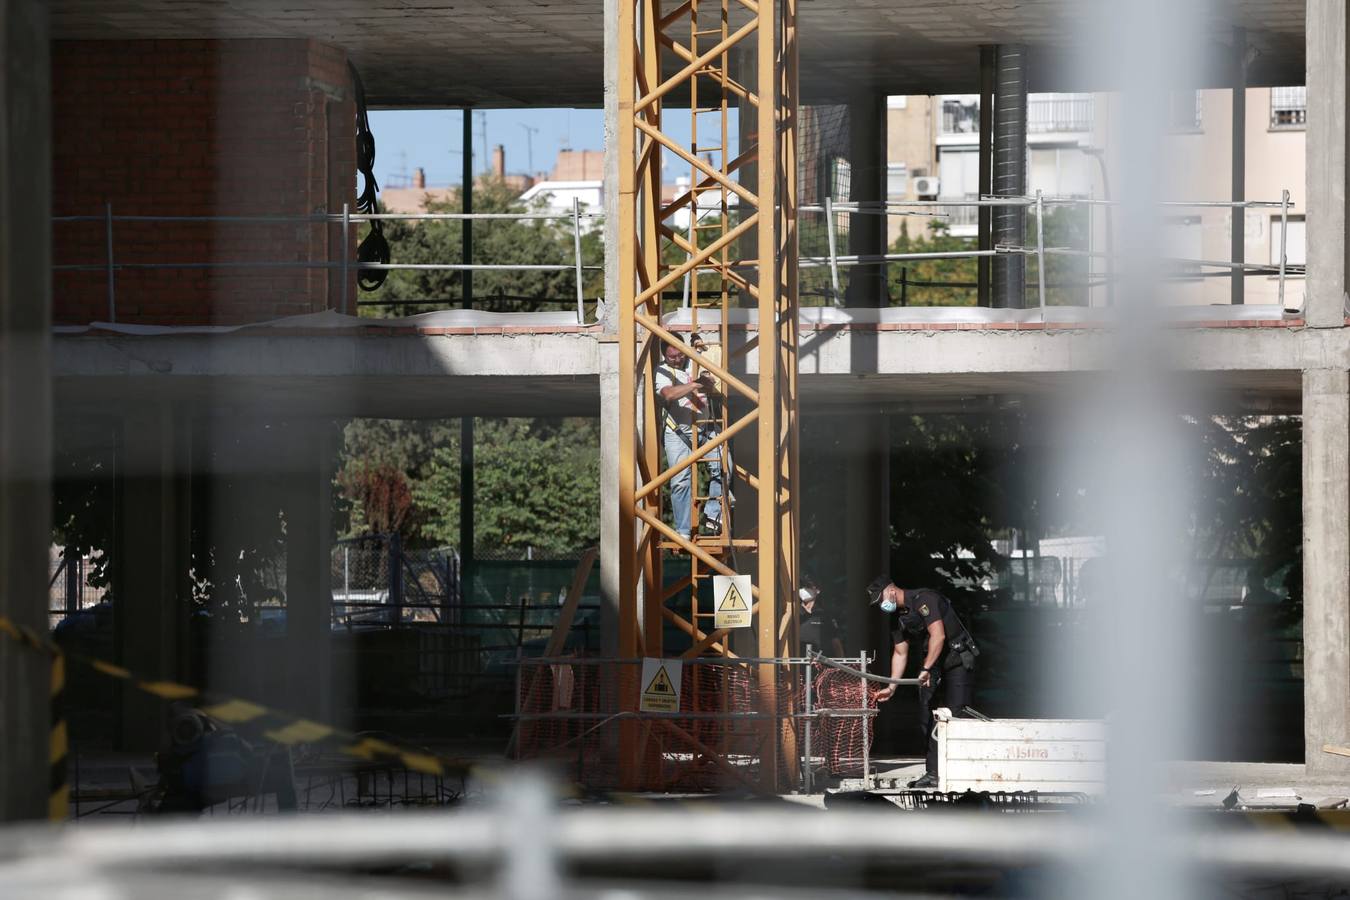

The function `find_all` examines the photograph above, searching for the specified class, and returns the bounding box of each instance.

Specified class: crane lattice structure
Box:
[617,0,800,791]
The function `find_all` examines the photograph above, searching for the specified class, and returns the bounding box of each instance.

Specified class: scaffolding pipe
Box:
[572,197,586,324]
[824,195,842,306]
[340,202,350,314]
[1035,189,1047,313]
[1279,188,1290,308]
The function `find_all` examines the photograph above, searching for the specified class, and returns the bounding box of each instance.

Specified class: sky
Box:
[369,107,737,188]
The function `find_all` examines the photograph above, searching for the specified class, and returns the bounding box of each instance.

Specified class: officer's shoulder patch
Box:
[919,604,930,616]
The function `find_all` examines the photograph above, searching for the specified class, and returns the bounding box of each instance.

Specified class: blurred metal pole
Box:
[460,109,475,599]
[0,0,52,821]
[1230,27,1247,305]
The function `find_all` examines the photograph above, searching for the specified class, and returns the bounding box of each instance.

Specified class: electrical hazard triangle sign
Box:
[639,658,682,713]
[713,574,753,630]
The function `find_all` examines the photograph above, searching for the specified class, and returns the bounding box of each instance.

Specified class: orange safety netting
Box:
[811,662,881,777]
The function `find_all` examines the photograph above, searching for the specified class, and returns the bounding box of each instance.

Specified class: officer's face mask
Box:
[879,597,898,614]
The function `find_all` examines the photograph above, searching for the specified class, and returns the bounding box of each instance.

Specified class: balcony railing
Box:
[1027,95,1094,134]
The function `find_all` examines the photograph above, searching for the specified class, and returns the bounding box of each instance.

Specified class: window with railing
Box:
[1026,94,1094,133]
[940,97,980,135]
[1270,86,1307,128]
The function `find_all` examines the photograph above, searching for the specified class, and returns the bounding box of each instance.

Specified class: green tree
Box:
[410,418,600,558]
[361,179,604,317]
[885,220,979,306]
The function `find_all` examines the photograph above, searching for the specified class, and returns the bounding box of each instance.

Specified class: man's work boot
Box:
[907,772,939,789]
[699,515,722,537]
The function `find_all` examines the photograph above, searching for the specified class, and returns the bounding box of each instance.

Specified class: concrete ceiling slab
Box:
[52,325,1326,419]
[51,0,1309,107]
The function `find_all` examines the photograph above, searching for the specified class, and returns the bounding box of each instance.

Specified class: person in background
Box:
[798,574,845,657]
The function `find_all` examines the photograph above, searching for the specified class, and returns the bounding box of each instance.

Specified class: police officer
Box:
[868,574,978,790]
[797,575,845,657]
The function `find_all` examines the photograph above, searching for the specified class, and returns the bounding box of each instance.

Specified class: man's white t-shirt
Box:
[654,363,700,431]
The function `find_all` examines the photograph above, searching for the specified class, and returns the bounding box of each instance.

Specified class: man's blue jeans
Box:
[663,426,724,537]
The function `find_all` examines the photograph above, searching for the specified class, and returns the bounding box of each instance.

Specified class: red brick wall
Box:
[52,39,356,325]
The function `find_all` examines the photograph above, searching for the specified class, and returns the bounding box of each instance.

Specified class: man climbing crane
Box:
[654,335,727,538]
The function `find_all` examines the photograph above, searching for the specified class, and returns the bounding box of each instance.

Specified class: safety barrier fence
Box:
[11,780,1350,897]
[53,200,603,326]
[798,192,1300,311]
[511,655,891,794]
[55,193,1299,328]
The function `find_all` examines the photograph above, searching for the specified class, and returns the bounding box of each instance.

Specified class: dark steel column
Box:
[460,110,475,596]
[992,44,1028,309]
[846,94,886,306]
[978,45,996,307]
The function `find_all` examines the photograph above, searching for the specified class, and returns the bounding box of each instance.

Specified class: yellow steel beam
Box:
[619,0,797,794]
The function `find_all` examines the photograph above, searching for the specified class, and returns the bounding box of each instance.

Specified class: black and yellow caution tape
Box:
[0,615,478,807]
[49,650,68,822]
[0,617,70,822]
[0,616,766,812]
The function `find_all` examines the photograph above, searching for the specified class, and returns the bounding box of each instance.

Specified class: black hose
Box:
[811,651,919,686]
[349,63,390,291]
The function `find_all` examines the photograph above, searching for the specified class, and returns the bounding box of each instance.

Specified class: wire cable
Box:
[810,651,919,686]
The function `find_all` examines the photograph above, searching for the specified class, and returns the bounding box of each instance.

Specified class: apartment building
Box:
[887,87,1306,307]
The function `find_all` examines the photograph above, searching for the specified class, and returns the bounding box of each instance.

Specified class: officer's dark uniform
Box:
[799,606,841,656]
[891,588,978,778]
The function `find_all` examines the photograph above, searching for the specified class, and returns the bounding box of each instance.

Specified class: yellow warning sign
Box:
[640,658,683,713]
[713,574,753,630]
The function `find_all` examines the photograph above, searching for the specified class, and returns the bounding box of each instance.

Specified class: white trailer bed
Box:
[935,711,1107,795]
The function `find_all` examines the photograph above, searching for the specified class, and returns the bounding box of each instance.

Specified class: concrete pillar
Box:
[1306,0,1349,328]
[1303,368,1350,775]
[284,427,336,721]
[992,44,1028,310]
[116,402,192,751]
[599,0,621,657]
[598,340,620,659]
[601,0,621,334]
[0,0,51,821]
[846,94,887,307]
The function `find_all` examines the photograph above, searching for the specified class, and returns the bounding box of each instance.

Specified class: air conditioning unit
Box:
[913,176,940,198]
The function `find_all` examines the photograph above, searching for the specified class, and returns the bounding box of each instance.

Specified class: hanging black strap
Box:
[349,63,390,291]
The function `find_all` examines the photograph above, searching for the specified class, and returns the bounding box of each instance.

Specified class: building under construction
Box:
[3,0,1350,873]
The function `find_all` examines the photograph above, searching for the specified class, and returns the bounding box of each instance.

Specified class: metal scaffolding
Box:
[617,0,799,791]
